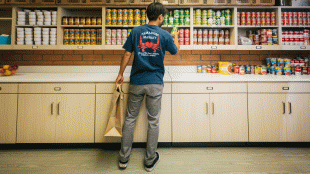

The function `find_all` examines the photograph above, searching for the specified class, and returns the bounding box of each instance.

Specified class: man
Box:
[115,2,179,172]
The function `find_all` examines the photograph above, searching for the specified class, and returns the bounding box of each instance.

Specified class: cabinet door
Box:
[286,94,310,142]
[248,94,287,142]
[210,94,248,142]
[172,94,210,142]
[17,94,57,143]
[55,94,95,143]
[0,94,18,144]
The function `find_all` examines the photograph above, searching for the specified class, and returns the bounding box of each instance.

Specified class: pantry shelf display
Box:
[194,9,232,26]
[282,29,309,46]
[281,11,310,27]
[106,8,146,26]
[239,29,278,45]
[63,29,102,45]
[237,11,276,26]
[17,9,57,26]
[193,29,230,46]
[105,28,131,45]
[196,57,310,76]
[163,9,190,26]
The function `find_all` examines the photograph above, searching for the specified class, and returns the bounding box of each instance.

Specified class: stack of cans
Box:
[163,9,190,26]
[197,65,218,73]
[194,9,231,26]
[178,28,190,45]
[64,29,101,45]
[105,28,131,45]
[238,11,276,26]
[106,8,146,26]
[282,29,309,46]
[282,11,310,26]
[247,29,278,45]
[266,57,310,75]
[193,29,230,45]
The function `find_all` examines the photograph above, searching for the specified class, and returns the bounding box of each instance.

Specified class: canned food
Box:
[106,37,111,45]
[97,18,102,25]
[75,17,80,25]
[197,65,202,73]
[185,29,190,38]
[185,38,190,45]
[64,29,69,37]
[255,66,261,75]
[275,66,283,75]
[277,58,284,67]
[179,38,184,45]
[295,67,302,75]
[63,37,69,45]
[284,59,291,67]
[122,29,127,37]
[62,17,68,25]
[74,37,80,45]
[92,17,97,25]
[80,17,86,25]
[202,65,207,73]
[234,65,239,74]
[211,65,217,73]
[86,17,91,25]
[74,29,80,37]
[261,66,267,75]
[284,67,291,75]
[239,65,245,75]
[69,38,74,45]
[270,66,275,75]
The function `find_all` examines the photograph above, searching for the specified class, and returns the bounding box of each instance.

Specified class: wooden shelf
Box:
[15,25,57,27]
[0,18,12,20]
[105,25,141,28]
[61,25,102,28]
[194,25,234,28]
[237,45,281,50]
[0,45,13,50]
[282,45,310,50]
[238,25,278,28]
[162,25,190,28]
[282,26,310,28]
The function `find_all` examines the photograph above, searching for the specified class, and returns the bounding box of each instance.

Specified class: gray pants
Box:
[119,83,164,166]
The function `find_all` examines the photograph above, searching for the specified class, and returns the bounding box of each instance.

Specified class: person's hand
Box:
[116,74,124,85]
[175,31,179,39]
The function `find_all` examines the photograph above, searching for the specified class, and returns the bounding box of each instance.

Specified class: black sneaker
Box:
[119,160,128,170]
[144,152,160,172]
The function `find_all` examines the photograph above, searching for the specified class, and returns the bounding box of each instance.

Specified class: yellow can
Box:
[74,29,80,38]
[74,37,80,45]
[63,37,69,45]
[80,17,86,25]
[134,9,140,16]
[90,37,96,45]
[117,9,123,17]
[69,38,74,45]
[86,17,91,25]
[91,29,96,37]
[80,36,84,45]
[64,29,69,38]
[117,17,122,25]
[85,37,90,45]
[128,18,133,25]
[85,29,90,37]
[92,17,97,25]
[106,17,111,25]
[80,29,85,37]
[255,66,261,75]
[97,17,102,25]
[112,17,117,25]
[69,29,74,37]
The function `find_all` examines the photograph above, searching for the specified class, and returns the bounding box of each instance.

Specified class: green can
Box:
[169,12,174,25]
[225,17,231,25]
[179,17,184,25]
[225,9,231,18]
[207,9,213,18]
[174,17,179,25]
[185,9,190,16]
[185,16,190,25]
[180,9,184,18]
[174,10,179,18]
[202,10,207,17]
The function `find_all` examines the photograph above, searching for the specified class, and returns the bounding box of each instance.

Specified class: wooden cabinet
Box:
[285,94,310,142]
[248,94,287,142]
[95,83,171,143]
[17,94,95,143]
[210,94,248,142]
[248,82,310,142]
[16,83,95,143]
[172,94,211,142]
[0,94,18,144]
[17,94,58,143]
[172,83,248,142]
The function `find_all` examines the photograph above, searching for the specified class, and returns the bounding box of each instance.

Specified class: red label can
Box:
[308,67,310,75]
[234,65,239,74]
[241,12,246,18]
[179,37,184,45]
[251,17,256,25]
[179,29,184,38]
[185,29,190,38]
[266,18,271,26]
[185,38,190,45]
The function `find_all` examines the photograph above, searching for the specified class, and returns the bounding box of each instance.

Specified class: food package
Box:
[218,61,233,75]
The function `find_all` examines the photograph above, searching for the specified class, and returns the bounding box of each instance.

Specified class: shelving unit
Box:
[0,5,309,50]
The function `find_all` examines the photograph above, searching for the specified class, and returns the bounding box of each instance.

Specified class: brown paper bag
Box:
[104,84,124,137]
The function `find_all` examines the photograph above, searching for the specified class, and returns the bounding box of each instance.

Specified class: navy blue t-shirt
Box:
[123,24,178,85]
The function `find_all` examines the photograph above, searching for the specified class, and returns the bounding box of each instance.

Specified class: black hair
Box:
[146,2,167,21]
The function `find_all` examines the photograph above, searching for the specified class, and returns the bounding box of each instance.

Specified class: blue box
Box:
[0,36,11,45]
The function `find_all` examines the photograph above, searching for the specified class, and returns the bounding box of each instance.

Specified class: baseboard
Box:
[1,142,309,150]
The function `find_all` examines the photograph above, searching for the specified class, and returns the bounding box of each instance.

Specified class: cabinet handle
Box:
[289,102,292,114]
[282,87,289,90]
[206,87,213,90]
[57,102,60,115]
[212,103,214,114]
[54,87,61,91]
[51,102,54,115]
[206,102,208,114]
[283,102,285,114]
